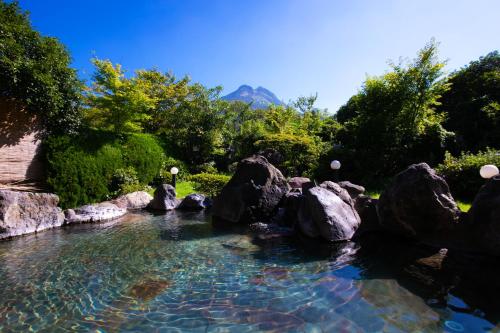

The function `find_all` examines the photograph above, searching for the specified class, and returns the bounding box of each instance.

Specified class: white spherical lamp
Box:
[170,167,179,175]
[330,160,341,170]
[479,165,499,179]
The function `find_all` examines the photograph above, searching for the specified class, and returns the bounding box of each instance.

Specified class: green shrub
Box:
[44,131,167,208]
[436,149,500,200]
[188,173,231,197]
[254,133,323,177]
[45,136,124,208]
[110,167,142,195]
[123,134,165,184]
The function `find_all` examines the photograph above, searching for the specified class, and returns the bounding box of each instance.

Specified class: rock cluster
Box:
[212,156,500,257]
[0,190,64,239]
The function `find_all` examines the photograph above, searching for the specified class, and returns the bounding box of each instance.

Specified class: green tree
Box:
[332,40,452,183]
[0,1,82,135]
[85,58,154,133]
[439,51,500,153]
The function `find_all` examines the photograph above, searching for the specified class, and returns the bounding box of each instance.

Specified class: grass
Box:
[144,181,196,199]
[174,181,196,198]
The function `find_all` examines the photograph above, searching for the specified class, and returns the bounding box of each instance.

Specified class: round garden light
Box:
[330,160,341,170]
[479,164,499,179]
[330,160,341,182]
[170,167,179,188]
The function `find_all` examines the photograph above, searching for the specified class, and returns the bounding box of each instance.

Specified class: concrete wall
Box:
[0,99,44,184]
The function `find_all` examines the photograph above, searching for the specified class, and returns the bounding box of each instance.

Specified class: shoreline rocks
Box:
[111,191,153,210]
[65,202,127,224]
[178,193,212,211]
[0,190,64,239]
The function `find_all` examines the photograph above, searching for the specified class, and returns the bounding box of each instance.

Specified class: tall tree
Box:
[0,1,82,135]
[439,51,500,153]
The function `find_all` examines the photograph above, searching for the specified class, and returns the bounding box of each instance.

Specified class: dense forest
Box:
[1,1,499,208]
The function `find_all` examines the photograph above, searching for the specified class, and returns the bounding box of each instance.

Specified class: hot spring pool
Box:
[0,211,497,332]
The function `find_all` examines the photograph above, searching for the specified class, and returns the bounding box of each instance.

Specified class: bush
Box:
[123,134,165,184]
[254,133,323,177]
[44,131,167,208]
[188,173,231,197]
[110,167,142,195]
[45,136,124,208]
[436,149,500,200]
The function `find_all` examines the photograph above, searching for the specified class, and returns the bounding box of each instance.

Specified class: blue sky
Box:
[20,0,500,112]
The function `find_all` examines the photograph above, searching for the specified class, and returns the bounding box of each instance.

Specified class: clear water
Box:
[0,211,497,332]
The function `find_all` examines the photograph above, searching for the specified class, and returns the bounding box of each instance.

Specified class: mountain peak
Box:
[222,85,284,109]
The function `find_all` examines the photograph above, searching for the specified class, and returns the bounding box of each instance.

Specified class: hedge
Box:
[436,149,500,200]
[188,173,231,197]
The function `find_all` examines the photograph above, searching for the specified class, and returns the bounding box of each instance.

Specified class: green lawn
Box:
[175,181,196,198]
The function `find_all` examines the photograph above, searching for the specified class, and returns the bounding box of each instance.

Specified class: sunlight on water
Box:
[0,211,495,332]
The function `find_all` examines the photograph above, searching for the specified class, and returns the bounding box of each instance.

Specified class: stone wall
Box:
[0,99,44,184]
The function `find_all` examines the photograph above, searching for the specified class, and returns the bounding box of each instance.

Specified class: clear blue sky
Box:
[20,0,500,112]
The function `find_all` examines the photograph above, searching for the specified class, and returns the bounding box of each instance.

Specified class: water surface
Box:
[0,211,497,332]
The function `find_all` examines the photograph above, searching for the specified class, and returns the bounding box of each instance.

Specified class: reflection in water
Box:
[0,210,498,332]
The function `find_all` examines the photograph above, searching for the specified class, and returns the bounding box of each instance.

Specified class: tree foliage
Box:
[439,51,500,153]
[0,1,82,135]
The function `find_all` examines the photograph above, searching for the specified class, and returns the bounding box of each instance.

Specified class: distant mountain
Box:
[222,85,284,109]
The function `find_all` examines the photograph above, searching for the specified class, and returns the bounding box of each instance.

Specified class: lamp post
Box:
[330,160,341,182]
[480,164,499,179]
[170,167,179,189]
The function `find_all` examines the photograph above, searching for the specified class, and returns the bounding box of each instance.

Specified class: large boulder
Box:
[337,181,365,200]
[0,190,64,239]
[148,184,180,211]
[177,193,212,211]
[468,175,500,256]
[65,202,126,224]
[320,181,354,205]
[377,163,461,239]
[111,191,153,210]
[298,186,361,241]
[212,155,289,223]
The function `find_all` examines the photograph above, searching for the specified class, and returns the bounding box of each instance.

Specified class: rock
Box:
[353,195,381,238]
[298,186,361,241]
[337,181,365,200]
[249,222,294,239]
[65,202,126,224]
[212,155,289,223]
[177,193,212,210]
[0,190,64,239]
[288,177,311,190]
[282,191,303,228]
[148,184,180,211]
[257,148,284,168]
[111,191,153,210]
[468,175,500,256]
[377,163,461,239]
[320,181,353,205]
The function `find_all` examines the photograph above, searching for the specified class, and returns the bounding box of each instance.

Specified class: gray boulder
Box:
[65,202,126,224]
[288,177,311,190]
[148,184,180,211]
[178,193,212,211]
[468,175,500,255]
[0,190,64,239]
[338,181,365,200]
[298,186,361,241]
[112,191,153,210]
[212,155,289,223]
[320,181,353,205]
[377,163,460,239]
